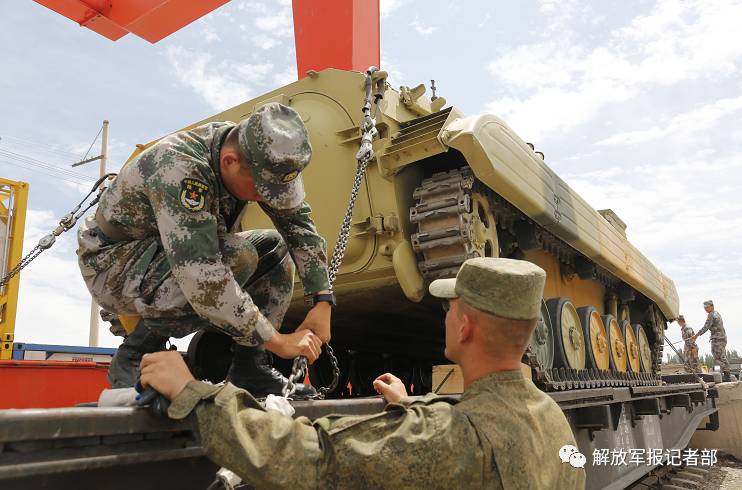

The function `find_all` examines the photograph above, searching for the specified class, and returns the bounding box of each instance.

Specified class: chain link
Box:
[284,67,385,400]
[0,173,116,292]
[0,245,43,288]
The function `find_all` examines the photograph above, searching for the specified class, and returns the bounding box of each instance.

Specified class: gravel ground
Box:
[702,453,742,489]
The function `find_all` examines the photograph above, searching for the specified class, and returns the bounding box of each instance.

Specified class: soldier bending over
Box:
[139,258,585,489]
[678,315,701,374]
[77,103,334,397]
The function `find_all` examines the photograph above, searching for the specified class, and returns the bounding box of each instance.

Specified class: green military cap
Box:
[429,257,546,320]
[704,300,713,307]
[237,102,312,209]
[677,315,685,322]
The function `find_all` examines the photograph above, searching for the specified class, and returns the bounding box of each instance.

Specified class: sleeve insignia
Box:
[180,178,209,212]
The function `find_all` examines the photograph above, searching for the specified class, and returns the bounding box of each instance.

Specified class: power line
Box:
[0,159,93,186]
[0,148,93,180]
[0,134,81,159]
[0,149,94,182]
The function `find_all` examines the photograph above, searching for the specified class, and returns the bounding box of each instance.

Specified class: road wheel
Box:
[470,189,499,258]
[602,315,627,372]
[529,300,555,369]
[623,320,641,373]
[577,306,609,370]
[546,297,586,370]
[634,324,653,373]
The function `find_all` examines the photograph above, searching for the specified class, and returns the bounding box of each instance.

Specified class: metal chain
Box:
[0,245,43,288]
[0,173,116,290]
[283,67,386,400]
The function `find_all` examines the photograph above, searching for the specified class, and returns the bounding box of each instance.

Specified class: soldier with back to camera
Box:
[138,257,585,489]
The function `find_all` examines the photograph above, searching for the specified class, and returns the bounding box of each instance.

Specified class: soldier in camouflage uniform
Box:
[677,315,700,374]
[77,103,333,397]
[140,258,585,489]
[693,300,731,381]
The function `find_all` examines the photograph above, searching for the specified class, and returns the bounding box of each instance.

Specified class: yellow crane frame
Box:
[0,179,28,360]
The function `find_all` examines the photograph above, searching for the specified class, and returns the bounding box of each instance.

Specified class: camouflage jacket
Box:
[697,311,726,340]
[79,122,329,343]
[169,371,585,489]
[681,325,698,349]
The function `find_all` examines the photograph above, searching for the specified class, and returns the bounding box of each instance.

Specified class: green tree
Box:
[701,353,715,370]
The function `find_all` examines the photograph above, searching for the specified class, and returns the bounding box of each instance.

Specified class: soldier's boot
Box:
[722,371,732,382]
[227,345,316,399]
[108,324,169,388]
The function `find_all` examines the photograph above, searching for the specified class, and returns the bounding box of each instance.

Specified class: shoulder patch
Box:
[180,178,209,212]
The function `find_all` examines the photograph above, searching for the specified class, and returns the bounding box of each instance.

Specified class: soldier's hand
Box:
[140,351,194,401]
[297,302,332,343]
[265,329,322,363]
[373,373,408,404]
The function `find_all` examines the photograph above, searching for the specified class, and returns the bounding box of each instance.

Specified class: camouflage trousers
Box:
[711,338,730,374]
[683,345,701,374]
[79,225,295,341]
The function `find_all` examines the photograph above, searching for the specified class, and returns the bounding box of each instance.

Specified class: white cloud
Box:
[233,62,275,83]
[201,25,221,43]
[253,33,278,50]
[596,96,742,146]
[240,1,293,38]
[167,46,269,110]
[272,65,298,87]
[380,0,406,18]
[486,0,742,141]
[380,54,405,86]
[409,17,436,36]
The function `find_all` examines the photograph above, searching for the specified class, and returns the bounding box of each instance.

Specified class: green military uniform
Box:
[169,370,584,489]
[681,325,700,373]
[163,257,584,489]
[697,302,730,378]
[679,316,700,374]
[77,103,329,389]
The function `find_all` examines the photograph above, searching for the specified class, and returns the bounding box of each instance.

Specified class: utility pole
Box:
[72,120,108,347]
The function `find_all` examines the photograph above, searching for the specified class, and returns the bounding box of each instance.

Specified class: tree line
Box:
[665,349,740,370]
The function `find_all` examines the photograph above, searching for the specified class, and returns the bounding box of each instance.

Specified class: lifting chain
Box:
[283,67,387,399]
[0,173,117,289]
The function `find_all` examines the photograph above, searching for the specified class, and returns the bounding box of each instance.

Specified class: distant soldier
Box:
[693,300,731,382]
[677,315,700,374]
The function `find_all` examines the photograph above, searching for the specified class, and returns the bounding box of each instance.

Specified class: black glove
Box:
[135,380,171,417]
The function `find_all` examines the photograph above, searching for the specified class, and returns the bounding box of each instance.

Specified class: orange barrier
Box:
[0,360,109,409]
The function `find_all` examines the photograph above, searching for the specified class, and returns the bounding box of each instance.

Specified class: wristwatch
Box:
[309,292,336,308]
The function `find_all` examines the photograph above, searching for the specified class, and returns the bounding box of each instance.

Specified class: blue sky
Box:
[1,0,741,359]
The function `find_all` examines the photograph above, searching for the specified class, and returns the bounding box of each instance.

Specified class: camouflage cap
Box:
[429,257,546,320]
[237,102,312,210]
[677,315,685,322]
[704,300,713,307]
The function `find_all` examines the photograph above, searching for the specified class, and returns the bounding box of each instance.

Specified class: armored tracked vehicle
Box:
[132,68,679,397]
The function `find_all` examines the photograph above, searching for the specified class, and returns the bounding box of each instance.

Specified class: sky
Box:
[1,0,741,359]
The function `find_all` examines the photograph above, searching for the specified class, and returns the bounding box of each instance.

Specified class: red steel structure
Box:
[292,0,380,77]
[33,0,230,43]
